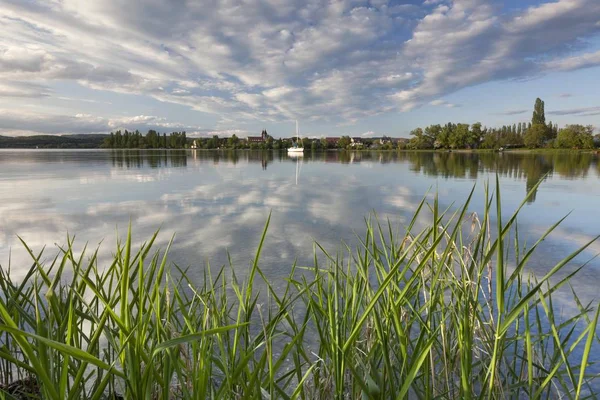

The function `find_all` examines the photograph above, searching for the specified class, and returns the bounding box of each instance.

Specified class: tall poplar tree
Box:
[532,98,546,125]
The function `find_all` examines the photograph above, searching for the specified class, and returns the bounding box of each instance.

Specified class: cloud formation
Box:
[0,0,600,134]
[430,99,460,108]
[497,109,530,116]
[0,110,234,137]
[548,106,600,117]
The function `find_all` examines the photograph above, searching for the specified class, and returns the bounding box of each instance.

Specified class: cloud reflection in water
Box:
[0,149,599,307]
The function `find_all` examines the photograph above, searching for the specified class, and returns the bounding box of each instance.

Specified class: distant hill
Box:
[0,134,109,148]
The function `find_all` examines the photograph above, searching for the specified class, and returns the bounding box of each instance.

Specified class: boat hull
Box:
[287,148,304,153]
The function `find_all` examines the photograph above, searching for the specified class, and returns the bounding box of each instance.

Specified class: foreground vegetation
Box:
[0,181,599,399]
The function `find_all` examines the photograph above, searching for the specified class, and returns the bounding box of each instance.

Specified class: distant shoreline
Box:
[1,147,597,154]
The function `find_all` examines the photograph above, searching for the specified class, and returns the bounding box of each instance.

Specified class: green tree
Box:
[115,130,122,147]
[438,123,454,149]
[424,125,442,148]
[124,130,131,148]
[532,98,546,126]
[481,131,497,149]
[470,122,483,148]
[146,130,159,149]
[544,121,556,141]
[556,125,594,149]
[338,136,351,149]
[207,135,219,149]
[524,124,547,148]
[409,128,434,150]
[449,123,469,149]
[227,134,239,149]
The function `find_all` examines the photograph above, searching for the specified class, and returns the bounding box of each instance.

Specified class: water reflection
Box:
[178,150,598,183]
[395,152,596,203]
[1,149,598,206]
[0,148,599,309]
[92,150,600,204]
[111,150,188,168]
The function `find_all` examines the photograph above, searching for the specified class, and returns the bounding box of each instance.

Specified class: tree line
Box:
[6,98,594,150]
[195,135,400,150]
[0,134,106,149]
[406,98,596,150]
[190,133,320,150]
[102,130,188,149]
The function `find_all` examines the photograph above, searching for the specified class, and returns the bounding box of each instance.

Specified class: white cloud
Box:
[1,0,600,134]
[0,81,51,98]
[544,50,600,72]
[392,0,600,109]
[430,99,459,108]
[201,129,249,138]
[497,109,529,116]
[548,106,600,117]
[0,110,206,135]
[0,46,49,72]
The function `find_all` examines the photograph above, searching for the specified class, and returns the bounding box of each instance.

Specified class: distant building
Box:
[350,137,363,147]
[248,130,269,143]
[370,136,406,145]
[371,136,391,145]
[326,137,340,145]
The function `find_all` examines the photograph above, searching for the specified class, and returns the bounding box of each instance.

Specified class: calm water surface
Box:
[1,149,599,312]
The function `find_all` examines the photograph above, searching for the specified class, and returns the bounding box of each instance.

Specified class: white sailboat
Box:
[287,120,304,153]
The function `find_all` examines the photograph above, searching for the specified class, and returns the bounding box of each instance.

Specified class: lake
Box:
[1,149,599,311]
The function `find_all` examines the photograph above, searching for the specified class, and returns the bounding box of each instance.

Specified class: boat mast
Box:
[296,120,299,142]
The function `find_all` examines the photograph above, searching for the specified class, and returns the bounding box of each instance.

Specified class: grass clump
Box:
[0,178,598,399]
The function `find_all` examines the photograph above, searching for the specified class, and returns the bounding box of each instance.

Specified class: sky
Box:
[1,0,600,138]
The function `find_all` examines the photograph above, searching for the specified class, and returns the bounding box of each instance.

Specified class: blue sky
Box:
[1,0,600,138]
